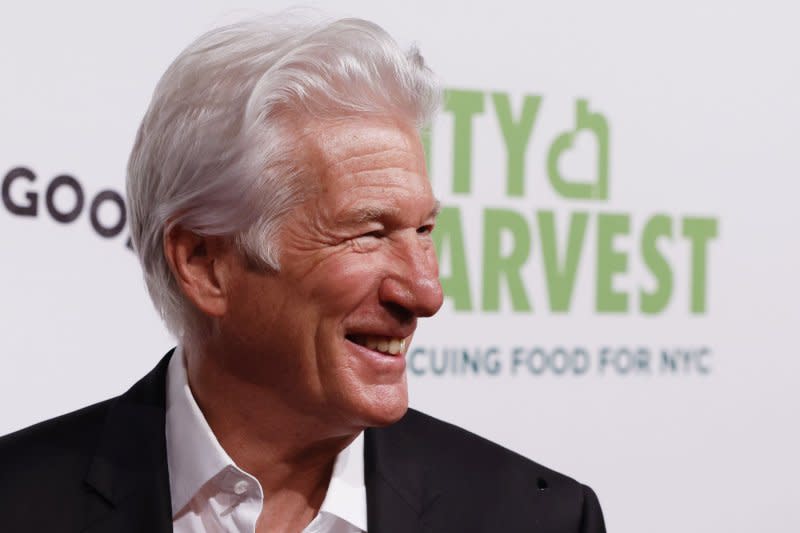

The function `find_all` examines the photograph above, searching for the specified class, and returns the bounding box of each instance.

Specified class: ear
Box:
[163,226,232,318]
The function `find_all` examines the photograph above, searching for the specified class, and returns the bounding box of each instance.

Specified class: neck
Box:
[182,342,358,526]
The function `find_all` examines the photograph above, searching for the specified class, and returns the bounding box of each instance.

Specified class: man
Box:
[0,15,605,533]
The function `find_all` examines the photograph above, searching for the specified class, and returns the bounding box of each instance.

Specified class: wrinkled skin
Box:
[212,116,444,433]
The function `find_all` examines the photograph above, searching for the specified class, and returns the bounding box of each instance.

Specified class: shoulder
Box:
[0,399,114,502]
[387,408,582,487]
[375,408,605,531]
[0,399,113,463]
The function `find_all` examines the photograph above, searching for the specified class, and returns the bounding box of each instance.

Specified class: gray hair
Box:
[126,15,440,341]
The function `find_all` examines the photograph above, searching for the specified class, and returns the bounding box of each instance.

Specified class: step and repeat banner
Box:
[2,1,798,531]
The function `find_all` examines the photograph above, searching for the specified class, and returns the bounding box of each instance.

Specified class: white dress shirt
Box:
[165,346,367,533]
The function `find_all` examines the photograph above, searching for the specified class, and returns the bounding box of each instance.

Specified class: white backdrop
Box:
[2,1,799,532]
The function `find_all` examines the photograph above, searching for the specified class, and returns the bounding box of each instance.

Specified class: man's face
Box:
[218,117,443,432]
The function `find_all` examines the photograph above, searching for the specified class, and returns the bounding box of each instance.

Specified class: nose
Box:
[379,235,443,318]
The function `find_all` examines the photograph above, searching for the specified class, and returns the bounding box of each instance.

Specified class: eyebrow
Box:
[344,199,441,225]
[429,199,442,219]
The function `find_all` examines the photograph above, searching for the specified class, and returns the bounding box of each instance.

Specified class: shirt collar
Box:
[319,427,367,531]
[165,345,235,516]
[164,346,368,531]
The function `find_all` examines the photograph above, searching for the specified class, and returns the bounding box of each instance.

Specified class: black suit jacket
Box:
[0,351,605,532]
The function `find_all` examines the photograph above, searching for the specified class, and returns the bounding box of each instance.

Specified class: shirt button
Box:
[233,479,249,495]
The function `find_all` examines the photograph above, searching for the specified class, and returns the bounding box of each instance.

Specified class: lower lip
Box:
[345,338,407,375]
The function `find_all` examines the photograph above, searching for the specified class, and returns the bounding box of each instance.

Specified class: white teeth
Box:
[388,339,400,355]
[358,336,407,355]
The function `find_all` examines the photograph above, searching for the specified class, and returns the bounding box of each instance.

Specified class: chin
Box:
[349,383,409,428]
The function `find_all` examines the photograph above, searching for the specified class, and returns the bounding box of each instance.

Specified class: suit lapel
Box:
[80,352,440,533]
[364,413,441,533]
[82,351,174,533]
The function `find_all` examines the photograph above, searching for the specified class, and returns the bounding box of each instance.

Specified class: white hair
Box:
[127,15,440,341]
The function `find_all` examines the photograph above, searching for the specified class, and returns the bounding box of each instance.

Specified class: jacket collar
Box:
[81,348,438,533]
[83,350,174,533]
[364,416,441,533]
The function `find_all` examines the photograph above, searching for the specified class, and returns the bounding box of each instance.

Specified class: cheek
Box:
[222,273,291,344]
[308,255,383,304]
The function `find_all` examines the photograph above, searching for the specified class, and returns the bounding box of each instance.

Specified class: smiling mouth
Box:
[347,335,407,356]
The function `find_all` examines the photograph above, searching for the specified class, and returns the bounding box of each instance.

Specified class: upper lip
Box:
[345,325,416,340]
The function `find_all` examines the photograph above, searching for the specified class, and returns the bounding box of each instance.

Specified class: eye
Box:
[417,224,434,235]
[350,229,384,251]
[360,230,384,239]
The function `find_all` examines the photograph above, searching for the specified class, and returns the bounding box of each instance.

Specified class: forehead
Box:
[308,118,426,174]
[301,118,433,208]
